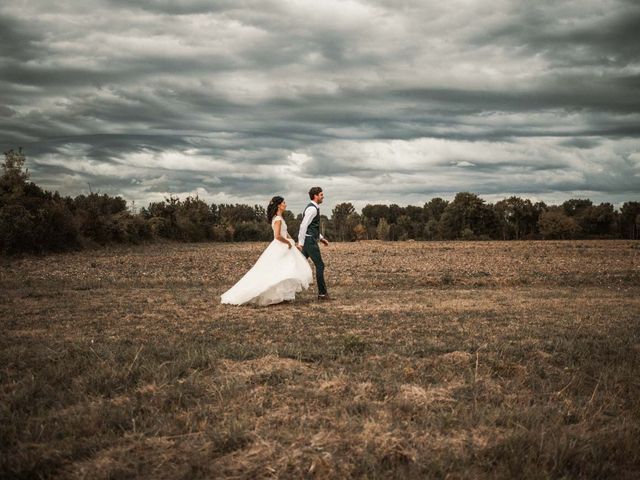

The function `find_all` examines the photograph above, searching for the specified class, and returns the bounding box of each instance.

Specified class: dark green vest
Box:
[306,203,320,239]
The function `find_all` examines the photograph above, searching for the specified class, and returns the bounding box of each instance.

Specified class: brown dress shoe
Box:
[318,294,332,301]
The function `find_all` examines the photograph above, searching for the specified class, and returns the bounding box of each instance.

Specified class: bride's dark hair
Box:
[267,196,284,223]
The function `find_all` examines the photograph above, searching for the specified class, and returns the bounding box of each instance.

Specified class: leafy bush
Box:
[461,228,475,240]
[111,212,153,244]
[33,200,80,252]
[0,204,35,254]
[1,150,80,254]
[233,221,270,242]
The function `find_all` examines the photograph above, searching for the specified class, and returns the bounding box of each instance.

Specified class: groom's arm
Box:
[297,206,315,246]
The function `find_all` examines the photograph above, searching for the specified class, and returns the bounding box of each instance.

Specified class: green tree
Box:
[345,212,362,241]
[362,204,390,238]
[578,203,617,237]
[405,205,425,239]
[538,208,580,239]
[494,196,536,240]
[70,193,128,244]
[376,218,390,240]
[562,199,593,217]
[332,202,356,241]
[619,202,640,239]
[0,148,30,201]
[396,214,414,240]
[144,195,181,239]
[218,203,262,224]
[424,197,448,223]
[176,196,215,241]
[437,192,498,240]
[423,218,439,240]
[388,204,404,224]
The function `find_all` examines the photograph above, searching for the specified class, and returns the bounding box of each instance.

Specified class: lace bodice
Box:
[271,215,288,238]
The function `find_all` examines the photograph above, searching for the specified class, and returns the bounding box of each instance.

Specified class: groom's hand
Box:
[320,239,329,246]
[296,244,303,251]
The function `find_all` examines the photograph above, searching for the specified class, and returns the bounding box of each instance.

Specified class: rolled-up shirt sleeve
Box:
[297,206,316,246]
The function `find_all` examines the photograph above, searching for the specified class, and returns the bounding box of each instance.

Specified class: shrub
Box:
[75,211,112,245]
[353,223,367,240]
[461,228,475,240]
[0,204,35,254]
[148,217,169,238]
[210,225,227,242]
[176,216,208,242]
[33,200,80,252]
[233,222,269,242]
[111,212,153,244]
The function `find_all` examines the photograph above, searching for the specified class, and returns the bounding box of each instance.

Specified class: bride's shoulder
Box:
[271,215,283,223]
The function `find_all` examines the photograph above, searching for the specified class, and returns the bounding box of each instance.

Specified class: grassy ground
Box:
[1,240,639,479]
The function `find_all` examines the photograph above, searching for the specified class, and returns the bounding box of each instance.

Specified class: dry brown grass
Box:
[1,240,639,479]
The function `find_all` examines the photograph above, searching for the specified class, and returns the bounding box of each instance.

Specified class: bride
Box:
[221,196,313,306]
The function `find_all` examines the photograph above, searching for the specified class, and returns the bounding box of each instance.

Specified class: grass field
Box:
[1,240,639,479]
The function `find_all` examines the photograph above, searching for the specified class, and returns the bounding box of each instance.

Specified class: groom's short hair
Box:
[308,187,322,200]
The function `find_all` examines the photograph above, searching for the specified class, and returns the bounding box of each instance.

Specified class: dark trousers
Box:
[302,237,327,295]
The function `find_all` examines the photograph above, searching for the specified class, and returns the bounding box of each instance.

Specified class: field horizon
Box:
[2,239,639,478]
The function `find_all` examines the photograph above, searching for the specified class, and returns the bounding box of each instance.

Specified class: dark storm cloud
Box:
[106,0,241,15]
[558,138,602,149]
[1,0,638,210]
[0,15,44,62]
[476,2,640,66]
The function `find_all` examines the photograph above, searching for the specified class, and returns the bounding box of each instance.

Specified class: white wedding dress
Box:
[220,215,313,306]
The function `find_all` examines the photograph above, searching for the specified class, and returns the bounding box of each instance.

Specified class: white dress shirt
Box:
[297,200,325,246]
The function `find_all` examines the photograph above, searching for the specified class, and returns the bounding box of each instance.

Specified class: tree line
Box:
[1,148,639,255]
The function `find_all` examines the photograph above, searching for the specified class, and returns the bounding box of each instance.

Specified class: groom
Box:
[297,187,330,300]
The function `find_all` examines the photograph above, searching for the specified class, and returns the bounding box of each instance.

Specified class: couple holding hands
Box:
[221,187,330,306]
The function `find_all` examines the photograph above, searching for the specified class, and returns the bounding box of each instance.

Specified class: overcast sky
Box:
[1,0,639,213]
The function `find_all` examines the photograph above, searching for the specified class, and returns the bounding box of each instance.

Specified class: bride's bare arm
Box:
[273,220,292,248]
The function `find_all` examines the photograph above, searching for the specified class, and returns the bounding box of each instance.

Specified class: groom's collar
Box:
[311,200,319,208]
